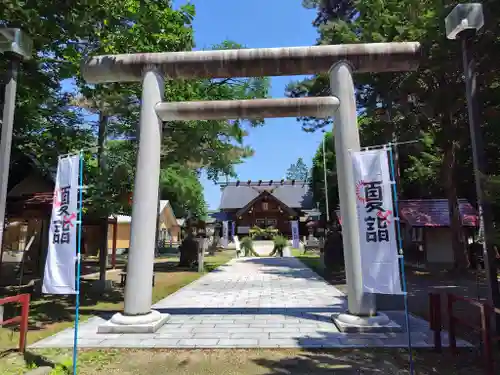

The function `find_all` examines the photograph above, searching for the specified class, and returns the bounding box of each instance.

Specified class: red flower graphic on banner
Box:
[356,180,393,223]
[53,188,62,208]
[355,180,366,203]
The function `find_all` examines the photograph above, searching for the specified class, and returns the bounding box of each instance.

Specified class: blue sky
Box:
[174,0,325,210]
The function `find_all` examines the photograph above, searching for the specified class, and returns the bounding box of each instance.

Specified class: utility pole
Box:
[322,130,330,223]
[0,29,32,257]
[446,3,500,333]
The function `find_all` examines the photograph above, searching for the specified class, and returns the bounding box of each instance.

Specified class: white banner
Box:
[222,221,229,248]
[291,220,300,249]
[231,221,235,240]
[42,155,80,295]
[351,149,403,295]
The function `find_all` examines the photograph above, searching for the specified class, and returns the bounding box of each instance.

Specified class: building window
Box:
[256,219,266,227]
[262,202,269,211]
[266,218,277,227]
[411,227,423,242]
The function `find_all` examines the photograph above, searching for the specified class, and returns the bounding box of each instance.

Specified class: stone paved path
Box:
[30,256,470,349]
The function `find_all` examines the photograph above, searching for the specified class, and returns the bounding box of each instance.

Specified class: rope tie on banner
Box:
[387,143,414,375]
[361,138,422,151]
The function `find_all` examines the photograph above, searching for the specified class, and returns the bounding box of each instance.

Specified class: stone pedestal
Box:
[332,311,402,333]
[98,310,169,334]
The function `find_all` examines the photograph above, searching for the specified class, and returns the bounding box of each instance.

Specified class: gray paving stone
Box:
[258,338,301,348]
[339,338,385,347]
[29,256,472,350]
[230,333,270,339]
[141,338,180,347]
[193,332,232,339]
[218,339,259,347]
[215,324,250,328]
[178,339,219,347]
[99,339,149,347]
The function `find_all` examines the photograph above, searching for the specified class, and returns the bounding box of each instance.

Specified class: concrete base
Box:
[332,311,402,333]
[97,310,169,334]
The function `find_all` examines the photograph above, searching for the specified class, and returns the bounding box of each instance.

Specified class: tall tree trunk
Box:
[442,114,469,271]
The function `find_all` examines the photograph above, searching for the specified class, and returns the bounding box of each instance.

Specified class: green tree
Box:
[310,132,338,218]
[286,157,309,180]
[292,0,500,269]
[159,166,207,219]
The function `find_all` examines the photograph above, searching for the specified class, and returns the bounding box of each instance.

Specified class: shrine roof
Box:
[219,180,313,210]
[335,199,478,228]
[399,199,478,227]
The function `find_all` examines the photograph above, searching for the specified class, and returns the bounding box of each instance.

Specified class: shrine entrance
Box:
[81,42,421,333]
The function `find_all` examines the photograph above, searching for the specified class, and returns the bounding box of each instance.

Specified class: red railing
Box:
[429,292,500,375]
[428,292,442,351]
[0,294,30,352]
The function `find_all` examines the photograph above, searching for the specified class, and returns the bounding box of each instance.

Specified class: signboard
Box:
[237,226,250,234]
[291,220,300,249]
[351,149,402,295]
[222,220,229,248]
[42,155,80,294]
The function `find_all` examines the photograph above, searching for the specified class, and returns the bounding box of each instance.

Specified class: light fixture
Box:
[0,28,33,58]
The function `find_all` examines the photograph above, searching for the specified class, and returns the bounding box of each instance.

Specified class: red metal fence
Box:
[0,293,30,352]
[429,292,500,375]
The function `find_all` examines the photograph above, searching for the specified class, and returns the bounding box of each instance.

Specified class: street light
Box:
[0,28,33,255]
[445,4,500,332]
[321,129,330,223]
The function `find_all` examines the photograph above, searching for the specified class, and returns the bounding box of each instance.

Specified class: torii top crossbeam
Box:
[82,42,421,83]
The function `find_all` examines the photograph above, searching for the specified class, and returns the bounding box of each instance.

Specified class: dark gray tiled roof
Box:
[219,180,313,210]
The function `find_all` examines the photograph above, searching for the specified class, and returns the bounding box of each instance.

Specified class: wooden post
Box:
[480,304,494,375]
[447,293,457,353]
[429,293,442,352]
[19,294,30,352]
[112,219,117,269]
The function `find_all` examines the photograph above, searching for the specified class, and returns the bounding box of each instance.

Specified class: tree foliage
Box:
[296,0,500,268]
[1,1,269,221]
[286,157,309,181]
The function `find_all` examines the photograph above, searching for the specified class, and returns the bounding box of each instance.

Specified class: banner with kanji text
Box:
[42,154,80,294]
[351,149,403,295]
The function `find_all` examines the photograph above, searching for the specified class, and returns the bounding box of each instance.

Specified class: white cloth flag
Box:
[351,149,403,295]
[291,220,300,249]
[42,155,80,294]
[222,221,229,248]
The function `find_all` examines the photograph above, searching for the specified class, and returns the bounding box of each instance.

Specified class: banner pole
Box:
[72,151,84,375]
[387,144,414,375]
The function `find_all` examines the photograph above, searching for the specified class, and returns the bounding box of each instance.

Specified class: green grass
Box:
[0,347,486,375]
[0,251,234,374]
[291,248,325,274]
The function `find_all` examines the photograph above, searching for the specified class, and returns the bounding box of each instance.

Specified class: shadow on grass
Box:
[0,279,124,336]
[251,348,485,375]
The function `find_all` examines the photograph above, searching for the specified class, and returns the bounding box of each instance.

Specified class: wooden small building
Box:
[217,180,316,237]
[399,199,478,268]
[108,200,183,252]
[335,199,479,268]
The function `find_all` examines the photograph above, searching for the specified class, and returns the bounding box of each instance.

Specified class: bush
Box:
[269,235,288,257]
[240,236,259,257]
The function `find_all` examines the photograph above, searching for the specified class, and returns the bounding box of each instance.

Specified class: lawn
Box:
[0,251,234,373]
[0,347,485,375]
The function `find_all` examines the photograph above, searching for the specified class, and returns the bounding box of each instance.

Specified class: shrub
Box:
[269,235,288,257]
[240,236,259,257]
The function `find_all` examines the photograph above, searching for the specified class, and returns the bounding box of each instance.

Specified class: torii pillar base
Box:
[332,311,402,333]
[98,311,170,334]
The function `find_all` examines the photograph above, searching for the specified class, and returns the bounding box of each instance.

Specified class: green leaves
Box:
[286,158,309,181]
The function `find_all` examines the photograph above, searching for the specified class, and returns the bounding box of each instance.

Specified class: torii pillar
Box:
[82,42,421,333]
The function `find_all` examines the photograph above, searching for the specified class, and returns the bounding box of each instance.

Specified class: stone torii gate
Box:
[81,42,421,333]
